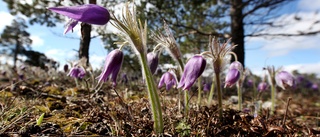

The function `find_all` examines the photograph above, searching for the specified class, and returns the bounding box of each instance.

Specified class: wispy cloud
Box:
[0,12,14,31]
[298,0,320,11]
[248,11,320,57]
[30,35,44,47]
[284,62,320,76]
[90,54,105,69]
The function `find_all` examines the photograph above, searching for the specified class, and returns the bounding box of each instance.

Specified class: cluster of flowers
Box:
[48,3,308,134]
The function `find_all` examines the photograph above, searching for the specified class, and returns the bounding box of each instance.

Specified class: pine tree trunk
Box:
[79,23,91,65]
[13,39,20,69]
[78,0,96,65]
[230,0,245,67]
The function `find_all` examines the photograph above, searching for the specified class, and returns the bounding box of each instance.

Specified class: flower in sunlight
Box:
[275,71,294,90]
[257,82,268,92]
[147,52,159,75]
[158,71,177,91]
[178,55,206,90]
[97,49,124,87]
[68,66,86,79]
[48,4,110,34]
[224,68,240,88]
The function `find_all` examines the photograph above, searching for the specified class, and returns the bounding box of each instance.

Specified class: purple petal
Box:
[229,61,243,71]
[97,49,123,85]
[147,52,159,74]
[49,4,110,25]
[64,19,78,34]
[63,19,78,34]
[257,82,268,92]
[224,69,240,88]
[275,71,294,90]
[178,55,206,90]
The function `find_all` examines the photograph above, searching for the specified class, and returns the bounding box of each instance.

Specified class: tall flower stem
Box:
[177,58,185,114]
[237,83,242,110]
[215,72,223,119]
[197,79,202,107]
[139,53,163,133]
[184,90,189,116]
[207,77,215,106]
[271,83,276,115]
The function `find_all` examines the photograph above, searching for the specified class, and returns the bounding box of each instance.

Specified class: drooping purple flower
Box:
[147,52,159,75]
[48,4,110,34]
[178,55,206,90]
[67,66,86,79]
[257,82,268,92]
[246,79,253,87]
[311,83,318,91]
[224,69,240,88]
[97,49,124,87]
[203,82,212,92]
[229,61,243,71]
[224,61,243,88]
[275,71,294,90]
[158,71,177,90]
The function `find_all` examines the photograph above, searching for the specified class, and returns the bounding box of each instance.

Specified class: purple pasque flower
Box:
[68,66,86,79]
[229,61,243,71]
[311,83,318,90]
[178,55,206,90]
[97,49,124,87]
[48,4,110,34]
[275,71,294,90]
[246,79,254,87]
[224,61,243,88]
[257,82,268,92]
[158,71,177,90]
[203,82,212,92]
[224,69,240,88]
[147,52,159,75]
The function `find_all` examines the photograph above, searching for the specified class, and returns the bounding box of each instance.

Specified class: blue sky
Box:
[0,0,320,77]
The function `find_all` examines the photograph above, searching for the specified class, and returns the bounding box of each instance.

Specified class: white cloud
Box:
[30,35,44,47]
[19,0,33,5]
[247,12,320,57]
[298,0,320,11]
[45,49,76,61]
[0,12,14,31]
[90,54,105,69]
[283,62,320,76]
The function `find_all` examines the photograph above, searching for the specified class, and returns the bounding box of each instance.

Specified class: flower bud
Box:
[158,71,177,91]
[147,52,159,75]
[275,71,294,90]
[97,49,124,87]
[178,55,206,90]
[257,82,268,92]
[224,69,240,88]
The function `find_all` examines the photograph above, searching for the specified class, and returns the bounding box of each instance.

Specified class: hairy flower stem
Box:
[237,83,242,110]
[271,83,276,115]
[177,58,185,114]
[207,77,215,106]
[177,58,185,75]
[197,79,202,107]
[140,54,163,134]
[215,72,223,119]
[253,81,257,101]
[184,90,189,116]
